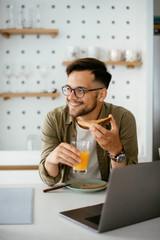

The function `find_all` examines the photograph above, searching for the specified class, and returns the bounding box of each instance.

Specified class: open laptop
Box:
[60,161,160,232]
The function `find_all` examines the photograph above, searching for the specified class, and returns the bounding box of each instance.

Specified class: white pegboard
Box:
[0,0,151,159]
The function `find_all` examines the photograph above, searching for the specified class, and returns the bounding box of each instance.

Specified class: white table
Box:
[0,184,160,240]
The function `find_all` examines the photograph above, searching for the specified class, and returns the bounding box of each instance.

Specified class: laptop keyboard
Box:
[85,215,101,225]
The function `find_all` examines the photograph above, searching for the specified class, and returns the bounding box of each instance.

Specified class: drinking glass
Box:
[21,7,33,28]
[39,64,50,91]
[72,140,91,175]
[34,5,41,28]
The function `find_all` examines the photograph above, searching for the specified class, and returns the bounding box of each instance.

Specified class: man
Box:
[39,58,138,186]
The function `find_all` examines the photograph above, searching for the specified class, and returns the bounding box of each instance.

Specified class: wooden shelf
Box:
[105,61,142,68]
[0,92,60,100]
[63,61,142,69]
[0,28,59,38]
[0,165,39,170]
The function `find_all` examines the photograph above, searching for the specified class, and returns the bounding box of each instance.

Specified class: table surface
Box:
[0,184,160,240]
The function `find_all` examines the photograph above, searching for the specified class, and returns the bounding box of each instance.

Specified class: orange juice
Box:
[73,150,90,171]
[72,140,91,174]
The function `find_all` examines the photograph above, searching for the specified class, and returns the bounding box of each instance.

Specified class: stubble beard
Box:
[68,98,98,118]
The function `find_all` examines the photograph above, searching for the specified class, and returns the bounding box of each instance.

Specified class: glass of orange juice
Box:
[72,140,91,174]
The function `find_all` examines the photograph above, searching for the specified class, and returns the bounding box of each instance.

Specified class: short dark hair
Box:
[66,58,112,89]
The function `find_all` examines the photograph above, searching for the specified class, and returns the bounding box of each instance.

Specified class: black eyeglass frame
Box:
[62,85,103,98]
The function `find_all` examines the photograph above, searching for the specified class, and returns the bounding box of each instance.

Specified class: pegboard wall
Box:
[0,0,149,158]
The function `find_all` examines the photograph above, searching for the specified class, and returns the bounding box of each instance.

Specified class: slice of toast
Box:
[81,182,107,189]
[77,116,111,129]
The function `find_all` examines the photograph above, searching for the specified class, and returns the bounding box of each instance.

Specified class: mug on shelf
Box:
[124,49,141,62]
[110,49,123,62]
[87,46,99,59]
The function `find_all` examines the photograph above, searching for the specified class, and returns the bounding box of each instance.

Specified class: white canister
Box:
[87,46,99,59]
[124,49,140,62]
[110,49,123,61]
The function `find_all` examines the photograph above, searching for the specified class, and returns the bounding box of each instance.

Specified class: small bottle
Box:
[21,5,33,28]
[26,135,35,151]
[16,9,23,29]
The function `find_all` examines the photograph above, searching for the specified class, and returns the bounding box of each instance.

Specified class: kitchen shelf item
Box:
[0,28,59,38]
[62,61,142,69]
[154,24,160,29]
[0,92,60,100]
[154,24,160,34]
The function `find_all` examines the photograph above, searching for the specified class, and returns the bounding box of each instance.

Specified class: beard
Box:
[67,97,98,118]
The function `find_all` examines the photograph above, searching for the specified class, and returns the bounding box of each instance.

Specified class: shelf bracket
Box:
[2,32,10,38]
[3,96,10,100]
[126,65,135,69]
[51,33,57,38]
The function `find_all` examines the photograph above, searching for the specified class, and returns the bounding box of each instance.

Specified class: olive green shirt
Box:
[39,102,138,186]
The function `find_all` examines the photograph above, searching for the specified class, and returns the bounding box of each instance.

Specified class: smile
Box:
[68,101,82,108]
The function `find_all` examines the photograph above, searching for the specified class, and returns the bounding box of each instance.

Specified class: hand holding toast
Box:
[89,114,122,157]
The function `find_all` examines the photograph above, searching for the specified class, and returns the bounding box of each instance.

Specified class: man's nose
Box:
[69,90,77,99]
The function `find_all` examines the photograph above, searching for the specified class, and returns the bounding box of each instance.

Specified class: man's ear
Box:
[99,88,107,102]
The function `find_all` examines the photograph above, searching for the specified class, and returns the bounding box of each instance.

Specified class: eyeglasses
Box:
[62,85,103,98]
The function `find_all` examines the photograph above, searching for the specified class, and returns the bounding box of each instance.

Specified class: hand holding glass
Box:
[72,141,90,174]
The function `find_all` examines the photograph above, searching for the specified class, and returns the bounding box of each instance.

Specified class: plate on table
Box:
[66,178,107,192]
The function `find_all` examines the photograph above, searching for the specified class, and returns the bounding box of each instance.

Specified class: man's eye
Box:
[66,87,70,90]
[76,88,84,93]
[65,86,71,91]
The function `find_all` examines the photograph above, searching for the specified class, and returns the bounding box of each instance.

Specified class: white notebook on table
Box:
[0,188,34,224]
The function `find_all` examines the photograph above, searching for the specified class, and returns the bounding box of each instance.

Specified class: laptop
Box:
[60,161,160,232]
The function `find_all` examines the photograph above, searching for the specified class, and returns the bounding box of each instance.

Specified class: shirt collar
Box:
[65,105,75,125]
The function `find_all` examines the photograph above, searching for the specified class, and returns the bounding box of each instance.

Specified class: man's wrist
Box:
[108,146,126,163]
[44,159,59,178]
[108,143,124,157]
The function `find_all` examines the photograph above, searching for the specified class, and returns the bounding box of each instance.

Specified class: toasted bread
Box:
[77,116,111,129]
[81,182,107,189]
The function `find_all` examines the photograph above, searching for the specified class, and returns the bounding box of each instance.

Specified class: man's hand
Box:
[89,114,122,156]
[44,143,81,178]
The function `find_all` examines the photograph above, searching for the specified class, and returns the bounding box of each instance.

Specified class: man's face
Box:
[66,70,102,118]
